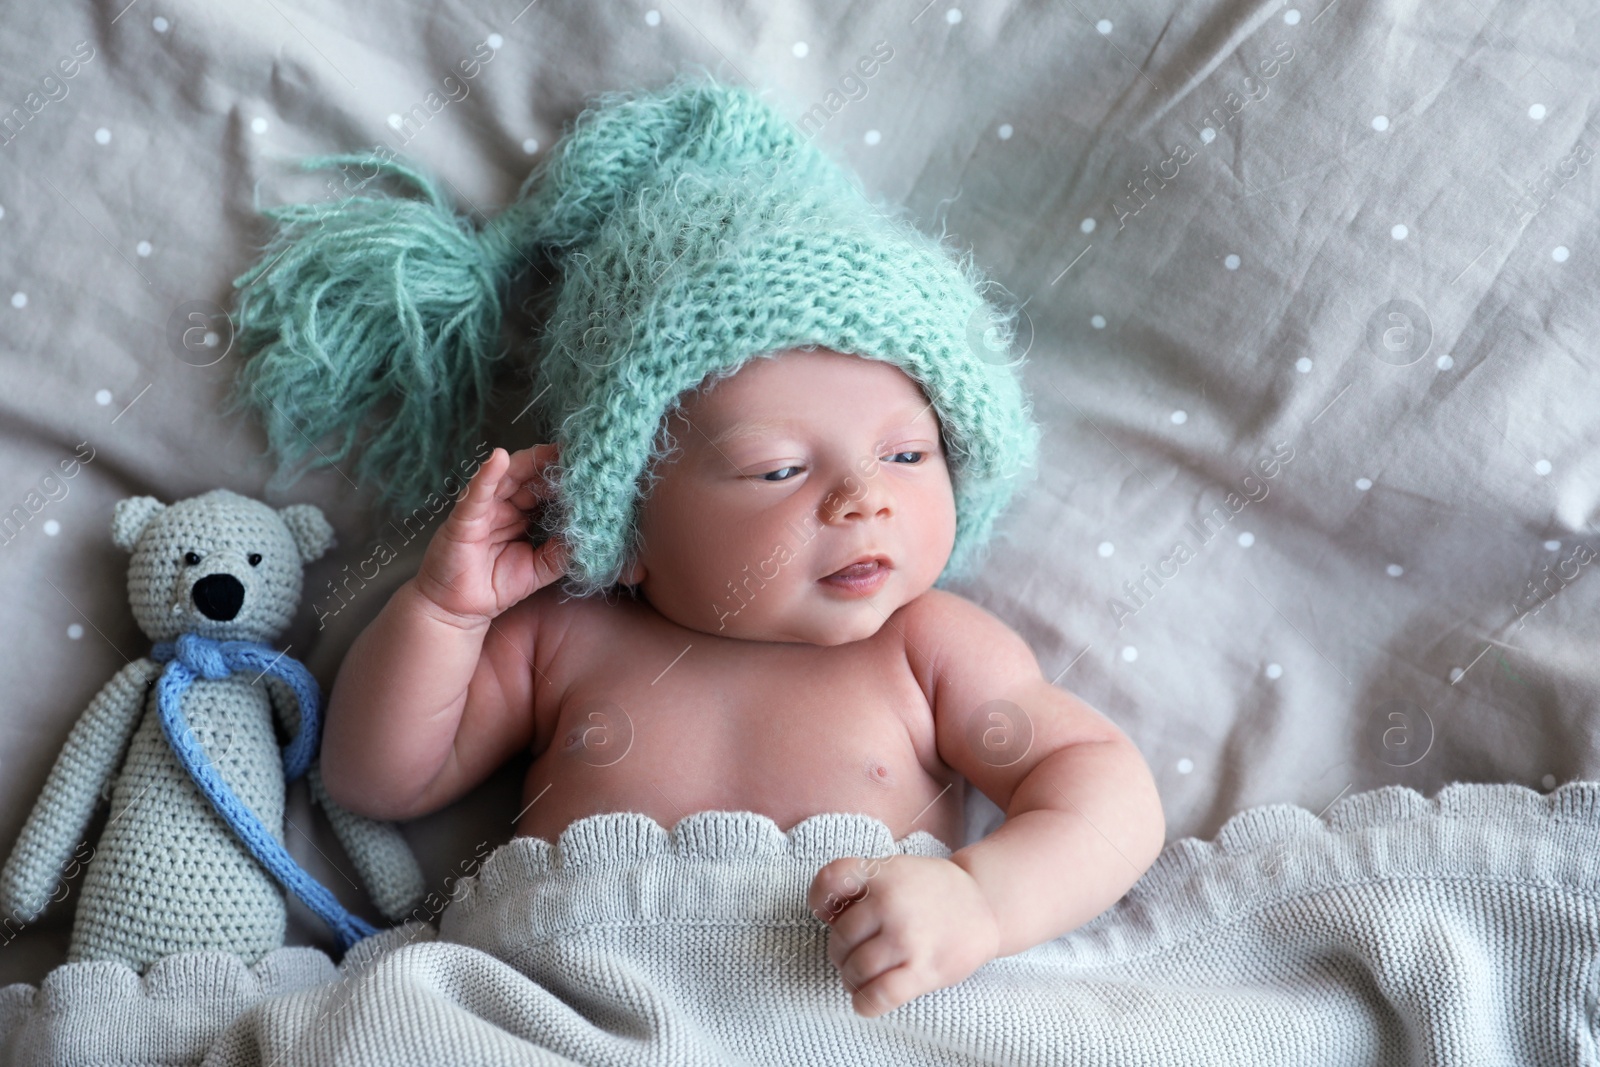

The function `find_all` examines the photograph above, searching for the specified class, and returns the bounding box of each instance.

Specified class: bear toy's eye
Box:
[248,553,262,567]
[183,551,201,566]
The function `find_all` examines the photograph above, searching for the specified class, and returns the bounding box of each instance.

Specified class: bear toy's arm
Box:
[264,674,426,924]
[0,657,163,924]
[308,764,427,923]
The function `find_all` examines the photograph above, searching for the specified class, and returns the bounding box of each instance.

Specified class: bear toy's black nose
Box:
[192,573,245,621]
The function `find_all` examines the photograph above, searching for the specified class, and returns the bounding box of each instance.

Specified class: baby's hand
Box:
[807,854,1000,1018]
[413,445,568,625]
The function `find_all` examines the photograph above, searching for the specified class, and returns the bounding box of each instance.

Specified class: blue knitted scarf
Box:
[151,632,377,952]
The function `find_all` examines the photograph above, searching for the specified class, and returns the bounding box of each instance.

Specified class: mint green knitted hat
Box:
[228,70,1040,596]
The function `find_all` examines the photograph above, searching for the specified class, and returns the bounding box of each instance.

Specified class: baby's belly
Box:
[514,706,967,851]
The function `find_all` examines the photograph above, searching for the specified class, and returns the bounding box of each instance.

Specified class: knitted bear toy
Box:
[0,488,424,973]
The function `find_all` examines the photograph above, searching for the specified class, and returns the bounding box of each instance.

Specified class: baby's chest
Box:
[562,649,931,781]
[530,622,959,839]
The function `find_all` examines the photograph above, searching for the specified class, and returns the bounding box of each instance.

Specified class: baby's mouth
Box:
[819,555,892,594]
[824,553,890,577]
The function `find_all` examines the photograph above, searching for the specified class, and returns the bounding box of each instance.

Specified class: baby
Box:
[231,73,1164,1018]
[321,342,1165,1017]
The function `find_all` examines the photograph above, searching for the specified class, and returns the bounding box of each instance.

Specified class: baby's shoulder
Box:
[895,587,1008,643]
[894,588,1029,688]
[510,581,641,665]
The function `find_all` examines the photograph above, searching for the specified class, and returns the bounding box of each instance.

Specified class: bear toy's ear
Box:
[112,496,167,552]
[279,504,337,563]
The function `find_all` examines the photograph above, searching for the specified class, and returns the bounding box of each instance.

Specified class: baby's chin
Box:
[656,585,902,646]
[715,613,889,647]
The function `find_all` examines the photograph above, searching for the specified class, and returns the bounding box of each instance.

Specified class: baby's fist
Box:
[413,446,568,625]
[808,854,1000,1018]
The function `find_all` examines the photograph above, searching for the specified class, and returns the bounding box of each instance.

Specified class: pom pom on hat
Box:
[227,69,1040,597]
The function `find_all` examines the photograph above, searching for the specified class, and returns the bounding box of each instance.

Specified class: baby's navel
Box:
[864,757,896,787]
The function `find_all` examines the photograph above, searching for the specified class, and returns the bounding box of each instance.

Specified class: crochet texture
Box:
[228,71,1042,595]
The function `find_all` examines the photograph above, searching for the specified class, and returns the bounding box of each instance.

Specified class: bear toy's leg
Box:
[67,678,288,973]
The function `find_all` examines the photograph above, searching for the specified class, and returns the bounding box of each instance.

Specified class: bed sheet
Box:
[2,0,1597,989]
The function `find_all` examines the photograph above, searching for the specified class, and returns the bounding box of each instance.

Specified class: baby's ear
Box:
[279,504,337,563]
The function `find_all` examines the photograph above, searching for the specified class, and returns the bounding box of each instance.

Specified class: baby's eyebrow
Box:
[704,417,796,448]
[706,405,937,449]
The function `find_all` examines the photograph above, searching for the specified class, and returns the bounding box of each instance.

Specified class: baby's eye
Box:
[760,466,801,482]
[886,451,925,464]
[183,551,201,566]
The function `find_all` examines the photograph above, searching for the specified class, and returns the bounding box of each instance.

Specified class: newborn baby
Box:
[223,64,1165,1021]
[322,344,1166,1018]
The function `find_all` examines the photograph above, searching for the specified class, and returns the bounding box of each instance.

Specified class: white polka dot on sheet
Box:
[1121,646,1137,662]
[1544,540,1561,551]
[863,130,881,146]
[1097,19,1113,34]
[1237,531,1254,547]
[95,389,112,405]
[947,8,963,24]
[1091,314,1106,329]
[1436,354,1454,370]
[251,117,268,134]
[997,123,1013,140]
[1449,667,1465,683]
[645,9,661,25]
[1283,9,1301,23]
[10,292,25,309]
[67,623,84,639]
[1534,459,1552,476]
[43,520,60,536]
[1295,357,1312,373]
[1200,127,1216,144]
[486,34,503,49]
[136,240,153,257]
[1371,115,1389,131]
[387,114,402,129]
[153,16,169,31]
[1097,541,1114,558]
[1391,224,1408,240]
[1265,663,1283,679]
[1542,774,1557,790]
[95,128,112,145]
[521,138,539,154]
[1552,246,1569,262]
[0,204,6,219]
[1528,104,1546,120]
[1170,410,1187,424]
[1080,217,1096,233]
[1386,564,1404,577]
[792,41,808,57]
[1176,757,1194,774]
[1355,477,1372,491]
[1224,254,1241,270]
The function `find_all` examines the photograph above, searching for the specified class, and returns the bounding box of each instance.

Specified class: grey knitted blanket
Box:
[3,780,1597,1065]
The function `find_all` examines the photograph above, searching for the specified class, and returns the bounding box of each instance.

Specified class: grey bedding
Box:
[7,792,1600,1064]
[1,0,1597,1019]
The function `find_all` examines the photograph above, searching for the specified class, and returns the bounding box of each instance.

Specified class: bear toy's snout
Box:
[191,573,246,621]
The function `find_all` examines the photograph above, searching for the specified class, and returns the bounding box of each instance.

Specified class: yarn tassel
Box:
[223,69,814,515]
[224,153,531,512]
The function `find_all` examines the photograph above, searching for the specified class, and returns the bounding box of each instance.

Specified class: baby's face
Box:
[626,348,957,645]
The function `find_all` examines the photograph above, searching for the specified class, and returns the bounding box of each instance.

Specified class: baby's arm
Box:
[320,446,568,822]
[919,590,1165,953]
[810,589,1164,1017]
